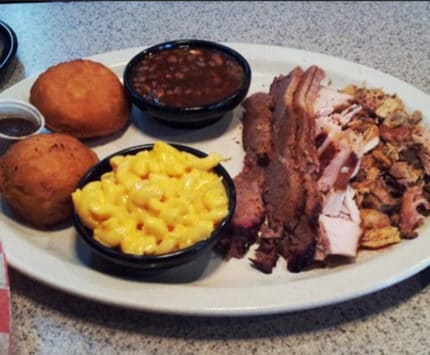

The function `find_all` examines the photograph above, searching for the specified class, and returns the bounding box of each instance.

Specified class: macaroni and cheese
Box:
[72,141,229,255]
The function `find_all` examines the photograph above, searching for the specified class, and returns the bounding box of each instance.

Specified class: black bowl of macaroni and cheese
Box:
[71,141,236,273]
[123,39,251,128]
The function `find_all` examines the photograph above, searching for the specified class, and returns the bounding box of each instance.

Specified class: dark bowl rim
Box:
[122,39,252,113]
[0,20,18,74]
[72,143,236,267]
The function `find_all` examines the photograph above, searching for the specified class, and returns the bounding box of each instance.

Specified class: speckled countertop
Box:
[1,1,430,354]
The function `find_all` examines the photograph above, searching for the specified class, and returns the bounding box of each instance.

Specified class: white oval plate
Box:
[1,43,429,316]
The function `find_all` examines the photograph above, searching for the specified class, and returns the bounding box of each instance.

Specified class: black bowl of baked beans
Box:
[123,39,251,128]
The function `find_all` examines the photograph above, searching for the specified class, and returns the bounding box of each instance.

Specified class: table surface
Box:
[1,1,430,354]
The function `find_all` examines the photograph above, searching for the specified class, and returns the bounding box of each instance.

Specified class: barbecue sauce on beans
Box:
[130,47,245,108]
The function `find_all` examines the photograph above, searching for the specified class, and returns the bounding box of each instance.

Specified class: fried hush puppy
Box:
[0,133,98,228]
[30,59,131,139]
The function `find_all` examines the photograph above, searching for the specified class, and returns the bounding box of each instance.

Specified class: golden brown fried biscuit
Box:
[30,59,131,139]
[0,133,98,228]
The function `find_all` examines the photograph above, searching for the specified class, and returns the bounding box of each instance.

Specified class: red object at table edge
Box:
[0,241,11,354]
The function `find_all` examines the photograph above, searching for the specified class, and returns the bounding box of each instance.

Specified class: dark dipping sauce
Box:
[0,116,39,137]
[130,46,245,108]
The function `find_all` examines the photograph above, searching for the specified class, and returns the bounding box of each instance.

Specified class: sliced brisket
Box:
[263,68,304,237]
[257,66,325,273]
[250,238,279,274]
[242,93,274,165]
[217,92,273,259]
[282,66,325,272]
[220,65,329,273]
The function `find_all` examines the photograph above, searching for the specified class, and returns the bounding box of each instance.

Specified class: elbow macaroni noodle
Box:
[72,141,229,255]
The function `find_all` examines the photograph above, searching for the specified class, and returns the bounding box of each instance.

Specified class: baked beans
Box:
[130,46,245,108]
